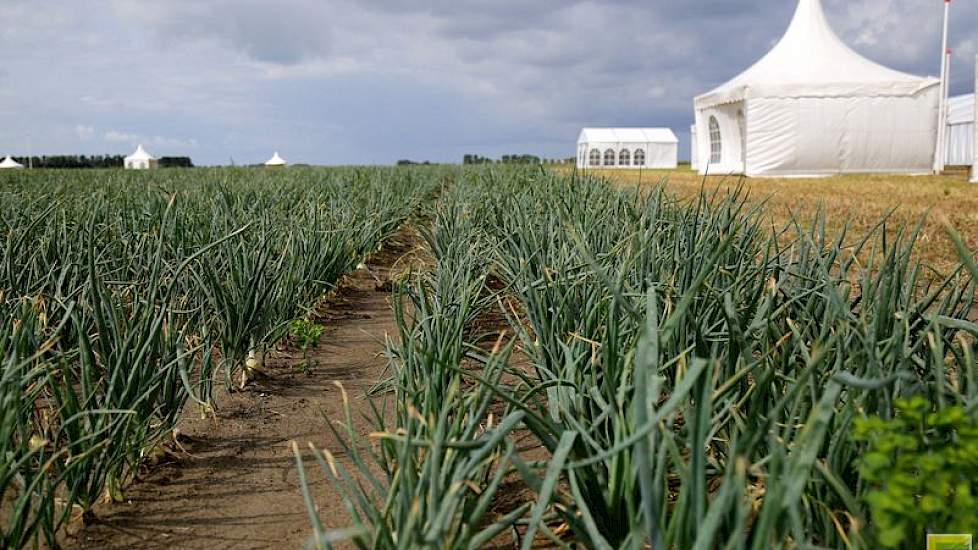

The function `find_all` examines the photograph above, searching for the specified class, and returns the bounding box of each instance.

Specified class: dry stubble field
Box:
[571,166,978,274]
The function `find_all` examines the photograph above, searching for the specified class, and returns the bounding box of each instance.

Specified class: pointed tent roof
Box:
[695,0,938,109]
[125,144,155,162]
[0,156,24,169]
[264,152,287,166]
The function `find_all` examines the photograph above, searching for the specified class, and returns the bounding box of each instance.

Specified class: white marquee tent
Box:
[265,152,287,167]
[0,156,24,169]
[124,145,157,170]
[693,0,940,177]
[945,94,974,167]
[577,128,678,170]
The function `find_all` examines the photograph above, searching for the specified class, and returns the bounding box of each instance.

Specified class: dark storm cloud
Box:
[0,0,974,164]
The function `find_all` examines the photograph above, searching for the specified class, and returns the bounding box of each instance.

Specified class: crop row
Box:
[0,167,443,548]
[302,168,978,549]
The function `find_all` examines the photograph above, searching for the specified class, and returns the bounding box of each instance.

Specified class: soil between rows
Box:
[65,231,422,550]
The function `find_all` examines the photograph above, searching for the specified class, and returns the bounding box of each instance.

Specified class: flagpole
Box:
[935,0,951,174]
[941,47,952,169]
[938,48,953,168]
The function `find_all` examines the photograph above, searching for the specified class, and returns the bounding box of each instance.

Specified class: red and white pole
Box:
[940,46,953,169]
[935,0,951,173]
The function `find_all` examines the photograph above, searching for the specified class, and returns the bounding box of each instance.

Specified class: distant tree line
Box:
[462,154,493,165]
[463,154,575,165]
[159,157,194,168]
[12,155,124,169]
[9,155,194,169]
[396,159,436,166]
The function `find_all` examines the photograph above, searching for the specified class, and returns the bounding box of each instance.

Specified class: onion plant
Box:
[295,182,527,548]
[305,166,978,549]
[0,166,442,548]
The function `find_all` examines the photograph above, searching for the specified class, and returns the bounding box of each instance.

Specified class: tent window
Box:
[604,149,616,166]
[634,149,645,166]
[589,149,601,166]
[619,149,630,166]
[709,116,722,164]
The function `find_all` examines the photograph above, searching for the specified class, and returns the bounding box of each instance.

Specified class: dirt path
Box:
[67,233,419,550]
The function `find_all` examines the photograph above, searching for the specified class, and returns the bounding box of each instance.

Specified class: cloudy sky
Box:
[1,0,975,165]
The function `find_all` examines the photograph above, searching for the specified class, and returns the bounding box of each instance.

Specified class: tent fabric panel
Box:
[945,94,975,166]
[640,128,679,143]
[578,128,678,144]
[646,143,678,169]
[842,93,937,173]
[947,94,975,125]
[695,81,938,110]
[611,129,647,142]
[124,158,158,170]
[744,98,801,176]
[741,91,937,176]
[946,123,974,166]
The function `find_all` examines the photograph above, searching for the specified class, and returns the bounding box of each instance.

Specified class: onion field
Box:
[0,167,440,548]
[298,169,978,549]
[3,167,978,549]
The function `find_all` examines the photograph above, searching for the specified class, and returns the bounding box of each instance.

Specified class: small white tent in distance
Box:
[693,0,939,177]
[265,152,287,167]
[576,128,678,170]
[946,94,974,167]
[124,145,158,170]
[0,156,25,169]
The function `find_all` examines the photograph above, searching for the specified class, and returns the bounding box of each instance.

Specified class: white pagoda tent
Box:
[0,156,24,169]
[264,152,287,167]
[693,0,940,177]
[576,128,678,169]
[124,145,158,170]
[945,94,974,167]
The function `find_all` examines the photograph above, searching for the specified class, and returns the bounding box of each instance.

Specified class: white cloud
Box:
[149,135,198,150]
[104,130,140,143]
[75,125,95,140]
[102,129,198,152]
[955,39,977,63]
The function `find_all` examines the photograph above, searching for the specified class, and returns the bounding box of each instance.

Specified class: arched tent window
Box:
[619,149,630,166]
[709,116,722,164]
[634,149,645,166]
[589,149,601,166]
[604,149,616,166]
